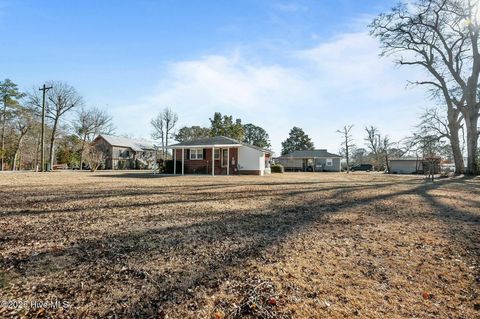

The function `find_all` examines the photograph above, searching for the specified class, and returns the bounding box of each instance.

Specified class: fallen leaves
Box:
[0,172,478,318]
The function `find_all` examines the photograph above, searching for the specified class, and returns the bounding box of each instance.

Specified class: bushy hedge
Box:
[271,164,284,173]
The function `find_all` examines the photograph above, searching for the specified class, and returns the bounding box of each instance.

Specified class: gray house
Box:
[275,149,342,172]
[92,134,157,170]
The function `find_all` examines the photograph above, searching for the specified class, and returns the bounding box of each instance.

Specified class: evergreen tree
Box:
[281,127,314,155]
[0,79,25,170]
[209,112,245,141]
[243,123,271,148]
[175,126,211,142]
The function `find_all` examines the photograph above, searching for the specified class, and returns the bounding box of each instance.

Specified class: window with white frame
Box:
[214,149,220,160]
[190,148,203,160]
[326,158,333,166]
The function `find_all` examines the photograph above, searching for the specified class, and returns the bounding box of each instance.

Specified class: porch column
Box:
[227,148,230,175]
[173,149,176,175]
[212,146,215,176]
[182,148,185,175]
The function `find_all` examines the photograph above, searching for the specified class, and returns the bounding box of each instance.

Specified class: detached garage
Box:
[389,158,423,174]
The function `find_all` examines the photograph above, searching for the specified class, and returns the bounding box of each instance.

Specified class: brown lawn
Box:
[0,171,479,318]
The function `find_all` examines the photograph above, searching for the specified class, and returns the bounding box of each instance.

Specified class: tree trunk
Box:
[12,134,25,171]
[0,96,6,171]
[79,133,87,171]
[165,132,169,160]
[49,119,59,171]
[49,138,55,171]
[34,135,40,172]
[161,132,165,161]
[385,152,389,173]
[345,135,349,173]
[79,148,83,170]
[464,109,479,175]
[449,123,464,175]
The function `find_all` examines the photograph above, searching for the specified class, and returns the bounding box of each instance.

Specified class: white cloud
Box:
[115,32,430,155]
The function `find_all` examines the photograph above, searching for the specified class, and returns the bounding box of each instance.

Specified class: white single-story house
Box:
[274,150,342,172]
[169,136,272,176]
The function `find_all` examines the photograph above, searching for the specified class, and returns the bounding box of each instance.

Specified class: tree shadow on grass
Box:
[2,190,330,317]
[1,176,478,318]
[0,181,401,218]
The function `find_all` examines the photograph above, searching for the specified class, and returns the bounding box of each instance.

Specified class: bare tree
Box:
[84,144,106,172]
[419,106,465,171]
[337,125,355,173]
[364,126,381,170]
[151,107,178,159]
[163,108,178,151]
[74,107,114,170]
[365,126,398,172]
[370,0,480,175]
[11,106,35,170]
[151,113,165,158]
[29,82,83,171]
[380,135,394,173]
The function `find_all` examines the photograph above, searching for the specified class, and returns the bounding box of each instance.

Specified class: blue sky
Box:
[0,0,431,154]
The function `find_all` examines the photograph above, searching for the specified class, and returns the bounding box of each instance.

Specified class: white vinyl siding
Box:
[238,145,266,175]
[190,148,203,160]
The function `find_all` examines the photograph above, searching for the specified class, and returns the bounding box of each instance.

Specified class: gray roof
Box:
[170,136,271,153]
[389,157,423,161]
[280,149,341,158]
[170,136,241,147]
[97,134,155,152]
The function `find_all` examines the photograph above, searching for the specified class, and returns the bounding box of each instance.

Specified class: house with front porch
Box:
[169,136,271,176]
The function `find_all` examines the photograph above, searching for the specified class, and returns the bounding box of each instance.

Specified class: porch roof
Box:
[169,136,242,149]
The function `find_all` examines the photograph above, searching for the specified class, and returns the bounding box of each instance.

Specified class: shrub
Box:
[164,160,182,174]
[271,164,284,173]
[83,145,106,172]
[135,159,148,170]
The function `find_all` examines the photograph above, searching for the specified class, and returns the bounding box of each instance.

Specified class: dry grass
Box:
[0,171,479,318]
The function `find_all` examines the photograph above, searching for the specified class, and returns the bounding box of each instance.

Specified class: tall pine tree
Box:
[281,127,314,155]
[209,112,244,141]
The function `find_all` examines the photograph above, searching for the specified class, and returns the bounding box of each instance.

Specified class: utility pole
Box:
[39,84,52,172]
